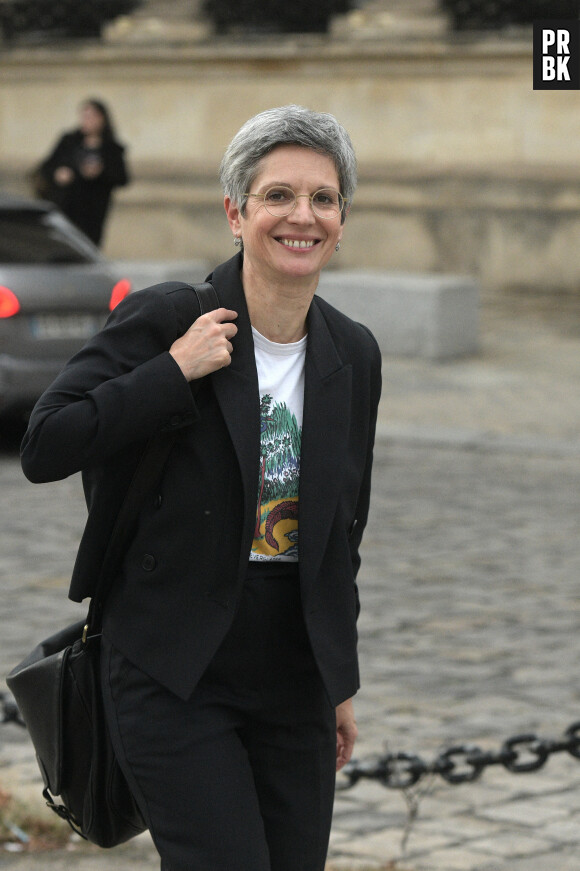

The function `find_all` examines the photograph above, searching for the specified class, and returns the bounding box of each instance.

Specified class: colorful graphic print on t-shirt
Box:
[252,393,301,560]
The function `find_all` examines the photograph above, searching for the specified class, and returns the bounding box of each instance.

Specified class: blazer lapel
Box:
[205,256,261,567]
[299,298,352,592]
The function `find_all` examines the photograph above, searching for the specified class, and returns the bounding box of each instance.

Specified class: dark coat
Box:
[21,253,382,707]
[37,129,129,245]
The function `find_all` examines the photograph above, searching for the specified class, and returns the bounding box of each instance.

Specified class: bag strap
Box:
[192,281,219,314]
[85,281,220,637]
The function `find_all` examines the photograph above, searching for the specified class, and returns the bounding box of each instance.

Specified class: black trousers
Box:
[101,565,337,871]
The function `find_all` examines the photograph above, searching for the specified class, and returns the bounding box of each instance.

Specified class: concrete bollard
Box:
[316,269,479,359]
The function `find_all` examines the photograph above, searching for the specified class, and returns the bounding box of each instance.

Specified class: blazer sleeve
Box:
[21,287,198,484]
[348,327,382,605]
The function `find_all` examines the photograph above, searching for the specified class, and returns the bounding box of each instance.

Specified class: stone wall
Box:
[1,34,579,293]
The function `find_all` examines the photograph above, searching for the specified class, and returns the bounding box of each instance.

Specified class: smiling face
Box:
[224,144,345,287]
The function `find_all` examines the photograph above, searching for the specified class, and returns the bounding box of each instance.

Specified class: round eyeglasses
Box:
[244,186,347,220]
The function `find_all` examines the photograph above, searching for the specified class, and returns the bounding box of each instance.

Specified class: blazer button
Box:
[141,554,157,572]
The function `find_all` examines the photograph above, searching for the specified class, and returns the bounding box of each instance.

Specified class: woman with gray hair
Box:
[21,104,382,871]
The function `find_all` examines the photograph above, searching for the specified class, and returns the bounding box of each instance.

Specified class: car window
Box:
[0,210,94,264]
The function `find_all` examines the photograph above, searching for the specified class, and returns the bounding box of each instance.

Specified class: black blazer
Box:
[21,253,382,707]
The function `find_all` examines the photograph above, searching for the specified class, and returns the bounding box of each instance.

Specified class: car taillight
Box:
[0,286,21,318]
[109,279,132,311]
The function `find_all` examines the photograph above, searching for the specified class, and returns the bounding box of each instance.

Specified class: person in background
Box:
[21,104,381,871]
[34,98,129,246]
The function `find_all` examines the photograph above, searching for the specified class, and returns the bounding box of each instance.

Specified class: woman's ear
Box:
[224,196,242,237]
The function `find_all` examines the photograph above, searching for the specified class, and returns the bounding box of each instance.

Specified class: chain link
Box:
[337,721,580,790]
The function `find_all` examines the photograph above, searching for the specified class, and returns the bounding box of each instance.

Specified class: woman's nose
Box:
[290,196,315,222]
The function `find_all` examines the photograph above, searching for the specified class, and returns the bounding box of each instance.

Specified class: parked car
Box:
[0,194,131,421]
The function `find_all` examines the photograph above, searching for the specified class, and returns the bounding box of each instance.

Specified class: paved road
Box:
[2,289,580,869]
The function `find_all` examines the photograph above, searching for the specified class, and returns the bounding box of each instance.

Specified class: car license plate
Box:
[29,314,100,340]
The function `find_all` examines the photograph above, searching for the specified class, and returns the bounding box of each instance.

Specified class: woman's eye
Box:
[314,191,336,206]
[266,188,292,203]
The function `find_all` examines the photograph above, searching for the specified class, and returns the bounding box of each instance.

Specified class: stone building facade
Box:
[1,1,579,294]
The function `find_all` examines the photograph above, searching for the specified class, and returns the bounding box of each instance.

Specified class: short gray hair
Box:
[219,105,357,223]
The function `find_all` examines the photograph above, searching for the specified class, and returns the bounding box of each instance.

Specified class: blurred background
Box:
[1,0,579,296]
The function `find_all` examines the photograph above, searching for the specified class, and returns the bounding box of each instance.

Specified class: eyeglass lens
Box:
[263,187,343,218]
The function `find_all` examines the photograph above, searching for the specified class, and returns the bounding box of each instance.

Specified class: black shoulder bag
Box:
[6,282,219,848]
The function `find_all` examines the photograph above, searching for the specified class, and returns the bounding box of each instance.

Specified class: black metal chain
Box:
[337,721,580,791]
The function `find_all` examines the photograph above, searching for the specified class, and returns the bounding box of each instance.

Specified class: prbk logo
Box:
[533,20,580,89]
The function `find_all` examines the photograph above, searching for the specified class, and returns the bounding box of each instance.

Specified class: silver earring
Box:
[335,242,341,252]
[234,236,242,247]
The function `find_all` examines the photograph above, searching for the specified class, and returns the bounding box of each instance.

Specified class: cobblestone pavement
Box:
[2,290,580,869]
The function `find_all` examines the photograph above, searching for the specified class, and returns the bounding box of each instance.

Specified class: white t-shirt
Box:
[250,327,307,562]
